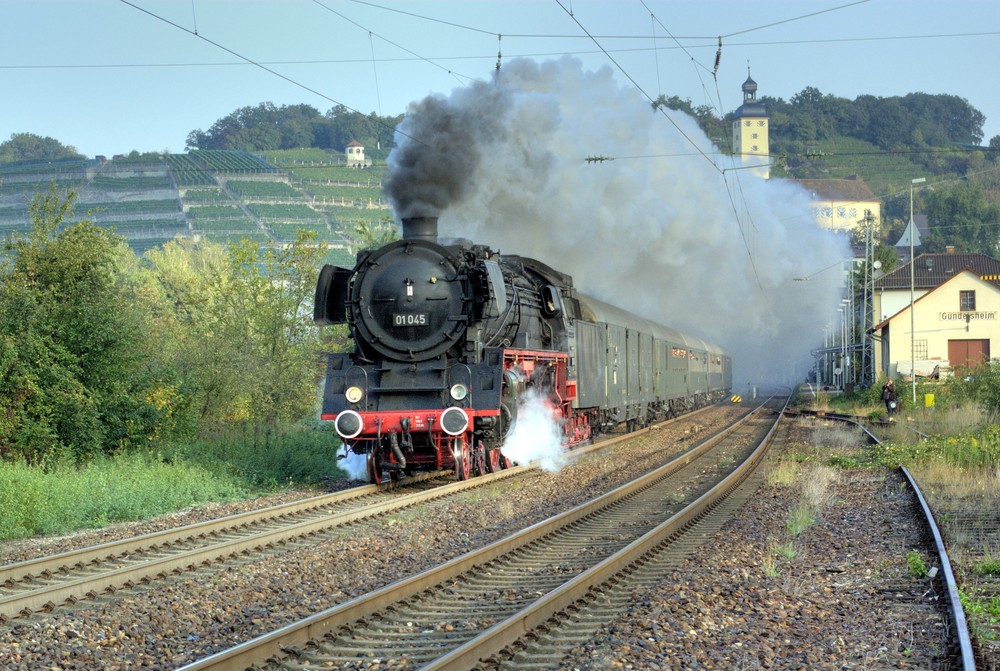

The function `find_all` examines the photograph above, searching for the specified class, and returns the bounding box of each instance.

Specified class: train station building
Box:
[871,250,1000,379]
[727,72,998,386]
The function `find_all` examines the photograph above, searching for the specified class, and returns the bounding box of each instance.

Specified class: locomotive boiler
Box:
[314,216,731,484]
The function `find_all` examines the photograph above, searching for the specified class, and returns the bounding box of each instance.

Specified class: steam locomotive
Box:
[314,216,732,484]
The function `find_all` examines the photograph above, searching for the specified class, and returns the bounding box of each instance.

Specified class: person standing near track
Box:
[882,379,900,419]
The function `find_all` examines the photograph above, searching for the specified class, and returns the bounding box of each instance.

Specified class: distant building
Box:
[792,175,881,233]
[731,69,769,179]
[872,250,1000,379]
[344,140,368,168]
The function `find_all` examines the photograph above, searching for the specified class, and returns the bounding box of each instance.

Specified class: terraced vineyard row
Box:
[2,150,391,259]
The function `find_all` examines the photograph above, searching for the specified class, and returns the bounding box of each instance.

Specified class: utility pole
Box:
[860,210,877,387]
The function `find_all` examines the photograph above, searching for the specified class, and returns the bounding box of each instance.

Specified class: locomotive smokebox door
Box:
[352,240,470,362]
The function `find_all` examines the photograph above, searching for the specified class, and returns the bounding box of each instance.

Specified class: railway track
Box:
[0,407,725,624]
[0,471,506,622]
[808,410,977,670]
[175,396,786,671]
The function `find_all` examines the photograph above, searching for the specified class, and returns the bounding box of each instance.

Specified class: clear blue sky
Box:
[2,0,998,158]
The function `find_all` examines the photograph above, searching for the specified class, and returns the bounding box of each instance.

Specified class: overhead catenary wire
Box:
[118,0,428,147]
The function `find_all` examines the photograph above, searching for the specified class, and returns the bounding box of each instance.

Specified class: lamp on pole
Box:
[909,177,926,406]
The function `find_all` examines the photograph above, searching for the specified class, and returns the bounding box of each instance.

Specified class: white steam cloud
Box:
[340,449,368,481]
[387,56,849,388]
[500,390,570,472]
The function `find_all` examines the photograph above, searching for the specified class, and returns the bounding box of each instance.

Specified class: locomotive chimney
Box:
[401,216,438,243]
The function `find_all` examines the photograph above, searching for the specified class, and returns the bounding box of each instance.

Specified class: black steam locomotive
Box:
[314,216,732,484]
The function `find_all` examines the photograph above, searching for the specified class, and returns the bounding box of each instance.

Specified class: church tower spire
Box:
[732,66,770,178]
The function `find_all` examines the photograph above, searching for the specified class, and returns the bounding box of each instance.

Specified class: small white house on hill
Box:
[344,141,368,168]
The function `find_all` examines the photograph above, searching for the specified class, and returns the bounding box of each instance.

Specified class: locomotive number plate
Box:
[392,313,429,326]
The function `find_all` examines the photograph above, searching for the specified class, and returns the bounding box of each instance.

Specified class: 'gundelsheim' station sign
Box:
[939,311,998,321]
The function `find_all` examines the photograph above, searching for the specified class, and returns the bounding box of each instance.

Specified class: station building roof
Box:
[874,251,1000,291]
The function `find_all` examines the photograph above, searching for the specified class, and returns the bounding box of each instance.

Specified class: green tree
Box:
[0,188,163,464]
[651,94,696,116]
[141,237,232,436]
[988,135,1000,162]
[922,183,1000,254]
[0,132,84,163]
[350,216,400,250]
[225,234,326,440]
[145,232,326,444]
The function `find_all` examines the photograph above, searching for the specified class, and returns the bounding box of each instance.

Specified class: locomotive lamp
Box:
[345,386,364,404]
[335,410,364,439]
[449,383,469,401]
[440,407,470,436]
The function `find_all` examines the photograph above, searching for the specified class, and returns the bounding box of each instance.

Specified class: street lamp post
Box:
[909,177,926,406]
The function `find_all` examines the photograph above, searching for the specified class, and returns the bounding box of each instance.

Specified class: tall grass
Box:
[0,454,246,541]
[159,423,346,488]
[0,424,346,542]
[871,424,1000,471]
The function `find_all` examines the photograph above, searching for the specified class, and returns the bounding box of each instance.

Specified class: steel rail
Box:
[901,466,977,671]
[426,396,785,671]
[801,408,976,670]
[0,468,522,621]
[0,407,722,622]
[173,400,771,671]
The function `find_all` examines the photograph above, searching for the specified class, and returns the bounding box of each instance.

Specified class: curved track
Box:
[806,410,976,670]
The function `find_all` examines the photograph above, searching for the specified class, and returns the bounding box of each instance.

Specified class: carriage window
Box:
[960,290,976,311]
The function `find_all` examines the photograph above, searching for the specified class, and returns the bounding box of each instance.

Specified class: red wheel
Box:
[473,441,486,477]
[454,437,471,480]
[367,450,383,485]
[485,445,501,473]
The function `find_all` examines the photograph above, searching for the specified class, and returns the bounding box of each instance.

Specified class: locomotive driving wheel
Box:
[366,450,383,485]
[484,442,501,473]
[453,436,472,480]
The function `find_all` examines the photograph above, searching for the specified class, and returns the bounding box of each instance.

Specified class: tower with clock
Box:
[732,68,770,178]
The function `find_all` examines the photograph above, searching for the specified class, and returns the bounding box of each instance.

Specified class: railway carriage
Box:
[314,216,731,484]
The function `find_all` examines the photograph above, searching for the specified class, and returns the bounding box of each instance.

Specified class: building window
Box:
[751,133,758,139]
[914,339,928,359]
[960,290,976,311]
[757,120,766,126]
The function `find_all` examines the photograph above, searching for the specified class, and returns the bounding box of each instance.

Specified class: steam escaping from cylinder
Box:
[500,389,569,473]
[386,56,850,387]
[340,449,369,481]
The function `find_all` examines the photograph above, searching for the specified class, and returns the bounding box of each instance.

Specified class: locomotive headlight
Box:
[345,386,364,404]
[335,410,364,439]
[449,383,468,401]
[440,407,469,436]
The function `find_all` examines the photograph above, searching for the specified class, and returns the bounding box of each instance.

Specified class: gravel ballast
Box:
[1,412,981,670]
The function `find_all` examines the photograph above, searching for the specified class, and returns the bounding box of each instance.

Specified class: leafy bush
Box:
[974,558,1000,576]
